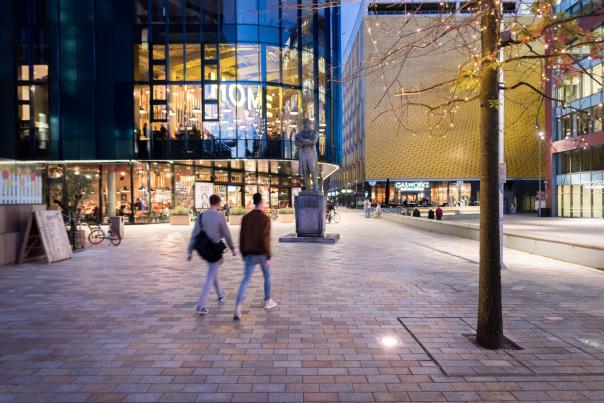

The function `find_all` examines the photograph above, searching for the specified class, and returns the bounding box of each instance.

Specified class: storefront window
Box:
[196,167,212,182]
[227,185,242,207]
[245,185,258,208]
[149,163,173,223]
[237,45,261,81]
[102,164,132,222]
[133,163,150,223]
[175,166,194,210]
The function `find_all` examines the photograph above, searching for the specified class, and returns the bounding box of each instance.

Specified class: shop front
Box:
[366,180,478,206]
[38,160,315,224]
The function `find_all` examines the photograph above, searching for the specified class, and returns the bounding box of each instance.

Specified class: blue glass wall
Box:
[0,0,341,164]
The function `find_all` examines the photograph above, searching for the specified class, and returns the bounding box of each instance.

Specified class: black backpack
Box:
[193,214,226,263]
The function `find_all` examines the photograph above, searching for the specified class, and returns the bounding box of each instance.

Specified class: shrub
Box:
[170,206,190,216]
[230,206,248,215]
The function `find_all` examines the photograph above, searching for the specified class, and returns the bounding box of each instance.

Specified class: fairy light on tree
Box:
[300,0,604,349]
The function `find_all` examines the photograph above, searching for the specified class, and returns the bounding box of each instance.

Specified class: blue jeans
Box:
[364,208,371,218]
[197,260,223,308]
[236,255,271,305]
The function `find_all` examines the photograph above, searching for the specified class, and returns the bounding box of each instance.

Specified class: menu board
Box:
[0,163,43,205]
[20,211,73,264]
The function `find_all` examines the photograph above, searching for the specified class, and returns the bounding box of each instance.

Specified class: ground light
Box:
[380,337,399,347]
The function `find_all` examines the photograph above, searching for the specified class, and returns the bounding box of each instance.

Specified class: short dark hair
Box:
[209,194,221,206]
[253,192,262,206]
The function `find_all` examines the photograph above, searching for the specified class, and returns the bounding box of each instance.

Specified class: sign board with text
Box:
[393,181,430,192]
[20,210,73,264]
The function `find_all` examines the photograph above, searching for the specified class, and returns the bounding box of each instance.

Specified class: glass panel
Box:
[266,46,281,82]
[152,44,165,60]
[149,163,173,223]
[169,44,184,80]
[168,84,202,138]
[260,0,279,25]
[227,185,241,207]
[18,65,29,80]
[153,64,166,80]
[204,64,218,80]
[100,164,131,222]
[238,0,259,24]
[175,166,195,209]
[236,45,260,81]
[64,164,101,222]
[282,47,299,86]
[245,185,258,208]
[219,44,236,81]
[204,103,218,120]
[185,44,202,81]
[204,44,217,60]
[33,65,48,81]
[135,43,149,81]
[17,86,29,100]
[134,85,151,141]
[267,86,284,158]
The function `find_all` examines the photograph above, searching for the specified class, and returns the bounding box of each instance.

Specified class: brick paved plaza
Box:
[1,210,604,402]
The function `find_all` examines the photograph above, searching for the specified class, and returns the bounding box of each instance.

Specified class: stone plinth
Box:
[279,191,339,243]
[294,191,326,237]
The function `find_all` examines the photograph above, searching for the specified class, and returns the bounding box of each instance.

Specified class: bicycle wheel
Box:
[88,229,104,244]
[333,213,340,223]
[109,232,121,246]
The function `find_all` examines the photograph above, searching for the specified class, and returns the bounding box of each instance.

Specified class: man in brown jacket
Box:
[234,193,277,320]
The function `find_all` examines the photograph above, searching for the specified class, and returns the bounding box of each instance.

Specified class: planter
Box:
[169,215,190,225]
[229,215,243,225]
[278,213,295,223]
[68,229,86,249]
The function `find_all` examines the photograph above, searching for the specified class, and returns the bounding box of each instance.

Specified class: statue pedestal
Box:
[279,191,340,244]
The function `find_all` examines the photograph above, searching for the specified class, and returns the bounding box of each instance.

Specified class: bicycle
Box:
[270,208,279,221]
[85,223,122,246]
[326,209,340,224]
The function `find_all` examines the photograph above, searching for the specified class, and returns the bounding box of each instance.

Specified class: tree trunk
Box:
[476,0,504,349]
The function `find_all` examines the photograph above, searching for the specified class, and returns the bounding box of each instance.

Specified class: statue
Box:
[295,118,319,192]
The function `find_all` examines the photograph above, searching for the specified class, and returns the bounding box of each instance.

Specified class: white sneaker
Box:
[233,304,242,321]
[264,299,278,309]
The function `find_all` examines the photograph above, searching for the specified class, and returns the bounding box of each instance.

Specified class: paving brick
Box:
[1,213,604,403]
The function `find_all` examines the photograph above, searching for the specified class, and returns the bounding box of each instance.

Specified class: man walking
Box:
[234,193,277,320]
[187,194,236,315]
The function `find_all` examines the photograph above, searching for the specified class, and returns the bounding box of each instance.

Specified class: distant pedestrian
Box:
[375,203,382,218]
[187,194,236,316]
[428,209,435,219]
[412,208,421,217]
[435,206,443,220]
[364,199,371,218]
[234,193,277,320]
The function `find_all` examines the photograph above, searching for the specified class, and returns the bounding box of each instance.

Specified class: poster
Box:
[195,182,214,209]
[0,163,43,205]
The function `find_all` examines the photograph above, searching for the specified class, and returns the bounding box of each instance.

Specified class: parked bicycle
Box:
[326,209,340,224]
[84,222,122,246]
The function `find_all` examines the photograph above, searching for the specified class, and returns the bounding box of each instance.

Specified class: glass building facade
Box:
[547,2,604,218]
[0,0,342,222]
